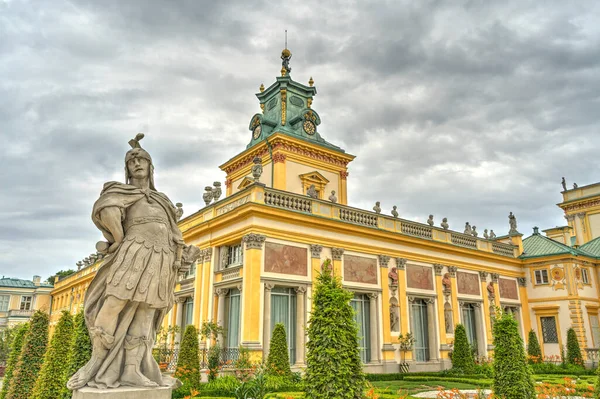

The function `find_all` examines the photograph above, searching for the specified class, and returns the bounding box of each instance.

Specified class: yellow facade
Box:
[50,59,600,372]
[0,276,53,331]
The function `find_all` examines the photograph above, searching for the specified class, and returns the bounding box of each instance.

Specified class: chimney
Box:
[33,275,41,286]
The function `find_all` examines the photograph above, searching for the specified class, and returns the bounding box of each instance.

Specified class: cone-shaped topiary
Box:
[492,311,535,399]
[0,323,29,399]
[62,310,92,398]
[266,323,292,377]
[451,324,475,374]
[305,259,365,399]
[566,327,583,366]
[31,310,74,399]
[6,310,49,399]
[526,329,542,363]
[174,325,201,393]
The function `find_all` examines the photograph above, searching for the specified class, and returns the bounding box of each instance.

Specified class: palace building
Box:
[50,50,600,372]
[0,275,52,331]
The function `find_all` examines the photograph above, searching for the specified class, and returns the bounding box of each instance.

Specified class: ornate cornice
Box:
[378,255,390,268]
[332,247,344,261]
[561,198,600,213]
[271,137,351,168]
[223,147,270,175]
[310,244,323,259]
[242,233,266,250]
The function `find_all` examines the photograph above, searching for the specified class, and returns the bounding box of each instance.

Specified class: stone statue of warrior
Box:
[68,134,201,390]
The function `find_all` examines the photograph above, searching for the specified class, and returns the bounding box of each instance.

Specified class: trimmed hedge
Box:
[0,323,29,399]
[266,323,292,377]
[6,310,49,399]
[305,259,365,399]
[492,312,535,399]
[451,324,475,374]
[527,329,542,361]
[62,310,92,398]
[31,310,74,399]
[566,327,583,366]
[174,324,201,397]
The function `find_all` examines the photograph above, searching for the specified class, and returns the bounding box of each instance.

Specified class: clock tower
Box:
[220,49,355,204]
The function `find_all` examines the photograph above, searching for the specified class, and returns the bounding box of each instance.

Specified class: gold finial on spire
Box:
[308,76,314,87]
[260,103,265,113]
[259,83,265,92]
[307,98,312,109]
[280,30,292,76]
[281,66,287,77]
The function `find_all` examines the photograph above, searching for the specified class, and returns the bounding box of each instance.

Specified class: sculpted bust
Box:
[67,134,201,391]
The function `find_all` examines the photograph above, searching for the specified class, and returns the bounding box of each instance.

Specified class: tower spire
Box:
[281,30,292,76]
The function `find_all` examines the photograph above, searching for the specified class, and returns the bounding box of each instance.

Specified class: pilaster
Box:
[262,283,274,358]
[448,266,460,327]
[241,233,266,351]
[518,277,532,337]
[434,264,447,345]
[310,244,323,284]
[272,152,286,190]
[193,248,210,328]
[339,171,349,205]
[331,247,344,277]
[368,293,380,363]
[479,271,493,347]
[395,258,409,359]
[378,255,393,359]
[491,273,501,309]
[295,286,307,365]
[200,248,213,337]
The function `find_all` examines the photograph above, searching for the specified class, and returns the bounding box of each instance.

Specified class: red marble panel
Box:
[499,278,518,300]
[457,271,480,295]
[343,255,378,284]
[406,265,433,290]
[264,242,307,276]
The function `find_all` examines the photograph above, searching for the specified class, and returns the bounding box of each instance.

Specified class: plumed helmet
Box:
[124,133,156,190]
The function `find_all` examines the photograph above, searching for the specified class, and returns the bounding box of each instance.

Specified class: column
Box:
[241,233,266,353]
[379,255,395,360]
[472,303,486,356]
[518,278,532,336]
[479,271,493,349]
[434,264,447,345]
[332,248,344,277]
[368,293,380,363]
[396,259,409,348]
[310,244,323,285]
[263,283,274,358]
[216,288,229,344]
[491,273,501,309]
[193,248,208,328]
[448,266,460,326]
[200,248,213,334]
[295,286,307,365]
[339,171,349,205]
[174,297,185,345]
[426,298,438,361]
[273,153,286,190]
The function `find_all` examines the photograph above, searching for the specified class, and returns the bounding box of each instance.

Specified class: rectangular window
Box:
[20,296,32,310]
[582,268,590,284]
[540,316,559,343]
[182,298,194,329]
[185,262,196,279]
[351,294,371,363]
[221,244,243,269]
[534,270,549,285]
[226,288,241,350]
[461,304,478,348]
[411,299,429,362]
[271,287,296,364]
[590,315,600,347]
[0,295,9,311]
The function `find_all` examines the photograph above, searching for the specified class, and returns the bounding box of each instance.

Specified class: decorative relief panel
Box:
[264,242,307,276]
[498,278,518,300]
[343,255,378,284]
[406,265,433,290]
[456,271,480,295]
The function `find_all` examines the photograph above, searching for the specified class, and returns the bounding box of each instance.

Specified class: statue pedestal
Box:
[73,386,172,399]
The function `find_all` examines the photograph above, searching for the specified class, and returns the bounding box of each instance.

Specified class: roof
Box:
[579,236,600,258]
[520,228,587,259]
[0,278,53,289]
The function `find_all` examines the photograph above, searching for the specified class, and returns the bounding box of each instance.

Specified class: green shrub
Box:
[204,375,241,392]
[31,310,74,399]
[266,323,292,378]
[451,324,475,374]
[174,324,201,396]
[566,327,583,366]
[208,343,221,382]
[492,311,535,399]
[305,259,365,399]
[62,310,92,398]
[6,310,49,399]
[0,323,29,399]
[526,329,542,363]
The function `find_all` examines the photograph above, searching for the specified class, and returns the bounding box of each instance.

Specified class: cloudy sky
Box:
[2,0,599,281]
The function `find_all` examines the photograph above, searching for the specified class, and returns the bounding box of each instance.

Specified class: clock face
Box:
[253,124,262,139]
[303,120,316,135]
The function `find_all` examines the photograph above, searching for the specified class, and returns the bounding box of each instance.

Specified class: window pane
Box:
[541,270,548,284]
[227,291,240,349]
[590,315,600,348]
[411,299,429,362]
[0,295,9,311]
[540,316,558,343]
[271,288,296,364]
[351,295,370,363]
